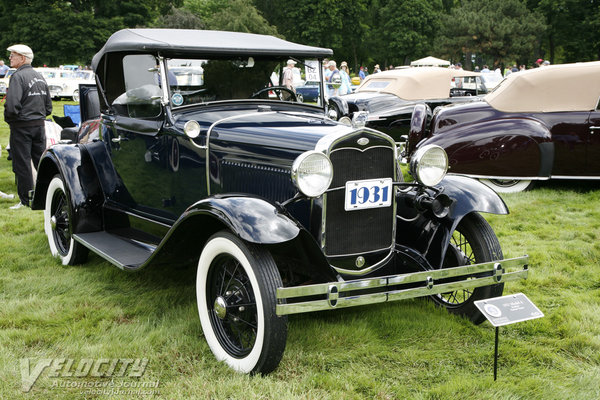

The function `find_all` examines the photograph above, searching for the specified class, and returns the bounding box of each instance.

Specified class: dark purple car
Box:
[407,61,600,192]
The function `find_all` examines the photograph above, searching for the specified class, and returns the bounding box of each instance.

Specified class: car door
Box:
[105,54,179,223]
[587,109,600,175]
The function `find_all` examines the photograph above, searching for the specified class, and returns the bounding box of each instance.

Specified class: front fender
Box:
[397,175,507,268]
[423,118,553,178]
[182,195,300,244]
[328,96,349,117]
[145,195,336,280]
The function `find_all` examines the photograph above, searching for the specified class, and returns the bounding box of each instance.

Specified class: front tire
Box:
[479,178,534,193]
[430,212,504,324]
[196,231,287,374]
[44,175,88,265]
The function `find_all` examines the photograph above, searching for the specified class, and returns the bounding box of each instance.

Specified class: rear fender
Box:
[32,144,103,233]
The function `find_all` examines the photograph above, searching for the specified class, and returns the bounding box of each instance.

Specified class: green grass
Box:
[1,102,599,399]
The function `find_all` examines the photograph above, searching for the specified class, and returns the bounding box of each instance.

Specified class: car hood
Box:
[176,106,355,152]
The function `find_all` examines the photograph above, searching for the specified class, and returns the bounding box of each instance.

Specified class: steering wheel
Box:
[251,86,298,102]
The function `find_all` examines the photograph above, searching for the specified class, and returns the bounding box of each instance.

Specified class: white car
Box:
[36,68,95,102]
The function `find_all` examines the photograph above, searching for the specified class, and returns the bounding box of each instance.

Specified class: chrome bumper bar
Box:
[276,256,528,316]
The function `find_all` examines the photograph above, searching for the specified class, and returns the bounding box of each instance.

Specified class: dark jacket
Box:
[4,64,52,127]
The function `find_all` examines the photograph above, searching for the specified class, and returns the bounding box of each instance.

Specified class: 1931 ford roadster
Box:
[31,29,528,374]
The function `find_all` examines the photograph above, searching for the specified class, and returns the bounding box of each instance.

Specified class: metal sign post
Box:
[475,293,544,381]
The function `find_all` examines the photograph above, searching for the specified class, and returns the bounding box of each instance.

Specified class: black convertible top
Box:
[92,29,333,70]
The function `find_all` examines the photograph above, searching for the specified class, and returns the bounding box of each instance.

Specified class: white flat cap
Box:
[7,44,34,60]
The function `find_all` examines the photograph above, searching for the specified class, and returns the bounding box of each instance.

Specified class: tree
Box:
[0,0,182,66]
[374,0,443,67]
[436,0,546,69]
[180,0,278,35]
[532,0,600,63]
[153,6,206,29]
[254,0,370,72]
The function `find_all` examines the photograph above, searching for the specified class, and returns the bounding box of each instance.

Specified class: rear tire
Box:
[196,231,287,374]
[430,212,504,324]
[44,175,88,265]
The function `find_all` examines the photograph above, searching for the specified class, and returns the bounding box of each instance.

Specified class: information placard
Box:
[475,293,543,327]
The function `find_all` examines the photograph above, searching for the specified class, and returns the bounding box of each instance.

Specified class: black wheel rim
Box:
[51,189,71,256]
[206,254,258,358]
[438,230,475,307]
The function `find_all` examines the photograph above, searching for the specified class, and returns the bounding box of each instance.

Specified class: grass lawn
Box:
[0,101,599,399]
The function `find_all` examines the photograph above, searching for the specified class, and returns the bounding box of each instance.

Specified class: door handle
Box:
[590,126,600,130]
[111,136,130,143]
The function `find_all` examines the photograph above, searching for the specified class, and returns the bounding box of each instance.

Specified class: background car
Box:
[295,80,320,102]
[327,67,485,141]
[0,68,16,95]
[31,28,527,375]
[40,68,95,101]
[406,61,600,192]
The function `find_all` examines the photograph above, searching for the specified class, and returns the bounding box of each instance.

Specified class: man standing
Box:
[4,44,52,209]
[282,59,296,100]
[0,60,9,77]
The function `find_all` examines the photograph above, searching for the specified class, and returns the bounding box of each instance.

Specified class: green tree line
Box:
[0,0,597,71]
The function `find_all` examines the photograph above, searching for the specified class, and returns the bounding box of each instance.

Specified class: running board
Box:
[73,232,155,270]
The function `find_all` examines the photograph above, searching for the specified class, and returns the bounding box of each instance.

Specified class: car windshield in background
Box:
[165,57,322,107]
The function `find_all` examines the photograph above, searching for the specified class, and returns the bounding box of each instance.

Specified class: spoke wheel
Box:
[197,231,287,374]
[430,212,504,324]
[44,176,88,265]
[207,253,259,358]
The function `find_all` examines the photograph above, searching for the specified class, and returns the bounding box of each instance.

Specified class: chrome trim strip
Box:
[550,175,600,180]
[448,173,548,181]
[276,256,528,315]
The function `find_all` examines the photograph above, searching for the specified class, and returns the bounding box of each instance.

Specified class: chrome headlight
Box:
[327,106,339,120]
[184,120,201,138]
[291,151,333,197]
[410,144,448,186]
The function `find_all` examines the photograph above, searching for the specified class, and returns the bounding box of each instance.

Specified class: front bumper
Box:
[276,256,528,315]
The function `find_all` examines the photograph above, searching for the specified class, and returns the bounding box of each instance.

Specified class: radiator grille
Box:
[324,145,395,256]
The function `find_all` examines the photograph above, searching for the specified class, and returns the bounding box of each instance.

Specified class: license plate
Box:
[344,178,393,211]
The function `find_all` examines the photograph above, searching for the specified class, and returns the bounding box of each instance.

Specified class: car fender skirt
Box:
[182,195,301,244]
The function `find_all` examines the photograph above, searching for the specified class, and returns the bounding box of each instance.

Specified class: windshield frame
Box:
[157,54,326,110]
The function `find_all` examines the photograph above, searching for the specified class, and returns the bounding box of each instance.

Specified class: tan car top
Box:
[356,67,481,100]
[484,61,600,112]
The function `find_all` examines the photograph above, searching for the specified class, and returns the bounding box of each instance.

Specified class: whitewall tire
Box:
[479,179,535,193]
[196,231,287,374]
[44,176,88,265]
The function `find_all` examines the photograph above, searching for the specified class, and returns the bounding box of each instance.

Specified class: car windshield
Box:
[165,56,322,107]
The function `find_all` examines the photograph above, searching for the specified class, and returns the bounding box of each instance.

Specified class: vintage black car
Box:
[326,67,485,141]
[31,29,528,374]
